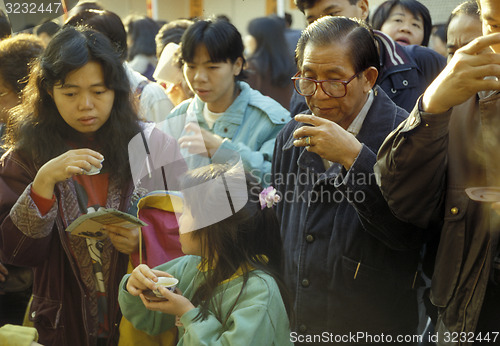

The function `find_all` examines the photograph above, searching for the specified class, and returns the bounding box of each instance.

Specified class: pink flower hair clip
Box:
[259,186,281,210]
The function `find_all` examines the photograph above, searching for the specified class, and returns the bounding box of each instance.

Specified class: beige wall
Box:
[5,0,465,35]
[95,0,464,35]
[88,0,307,36]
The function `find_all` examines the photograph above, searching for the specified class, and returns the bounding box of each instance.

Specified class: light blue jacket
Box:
[160,81,289,186]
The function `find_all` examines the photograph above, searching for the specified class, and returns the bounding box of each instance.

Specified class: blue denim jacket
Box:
[273,86,425,338]
[162,81,289,185]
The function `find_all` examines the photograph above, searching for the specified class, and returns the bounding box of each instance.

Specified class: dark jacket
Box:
[288,31,446,117]
[272,86,424,340]
[375,93,500,345]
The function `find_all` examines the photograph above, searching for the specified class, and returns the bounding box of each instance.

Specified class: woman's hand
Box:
[33,149,104,199]
[140,286,195,317]
[106,225,140,255]
[126,264,173,296]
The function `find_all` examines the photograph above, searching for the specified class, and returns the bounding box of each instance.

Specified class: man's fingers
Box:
[461,33,500,55]
[294,114,324,126]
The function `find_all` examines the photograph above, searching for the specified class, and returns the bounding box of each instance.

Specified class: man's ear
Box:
[357,0,370,21]
[363,67,378,92]
[47,88,53,98]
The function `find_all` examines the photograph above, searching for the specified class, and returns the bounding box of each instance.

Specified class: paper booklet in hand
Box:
[66,208,147,240]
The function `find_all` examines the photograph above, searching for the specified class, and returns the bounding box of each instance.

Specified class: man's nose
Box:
[313,83,331,99]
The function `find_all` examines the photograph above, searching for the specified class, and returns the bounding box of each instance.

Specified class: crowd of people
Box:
[0,0,499,345]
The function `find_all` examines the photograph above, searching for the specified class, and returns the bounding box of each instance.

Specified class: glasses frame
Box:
[291,71,362,98]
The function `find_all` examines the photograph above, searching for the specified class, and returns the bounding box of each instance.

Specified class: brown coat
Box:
[375,93,500,344]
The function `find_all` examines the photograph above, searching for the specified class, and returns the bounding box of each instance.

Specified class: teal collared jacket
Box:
[160,81,289,185]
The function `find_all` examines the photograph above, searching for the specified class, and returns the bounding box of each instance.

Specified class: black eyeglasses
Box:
[291,71,362,98]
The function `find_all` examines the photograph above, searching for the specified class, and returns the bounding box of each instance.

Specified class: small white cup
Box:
[153,277,178,297]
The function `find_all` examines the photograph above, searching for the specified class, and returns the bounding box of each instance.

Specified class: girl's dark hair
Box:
[246,16,296,88]
[0,9,11,39]
[124,15,159,61]
[0,34,44,94]
[181,163,291,323]
[34,20,60,37]
[181,19,246,80]
[5,26,141,185]
[371,0,432,46]
[65,9,128,62]
[296,16,379,76]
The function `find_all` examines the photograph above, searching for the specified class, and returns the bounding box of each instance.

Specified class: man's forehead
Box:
[301,42,353,74]
[305,0,354,13]
[479,0,500,20]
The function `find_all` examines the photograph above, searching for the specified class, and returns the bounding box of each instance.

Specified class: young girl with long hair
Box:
[0,26,182,345]
[119,163,292,345]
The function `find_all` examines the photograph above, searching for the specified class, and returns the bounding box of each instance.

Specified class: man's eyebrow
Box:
[482,13,499,24]
[322,5,339,13]
[306,5,339,22]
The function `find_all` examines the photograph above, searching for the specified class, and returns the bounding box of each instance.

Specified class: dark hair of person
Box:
[0,9,12,39]
[123,15,159,61]
[285,12,293,27]
[181,18,246,81]
[371,0,432,46]
[71,0,104,14]
[446,0,480,41]
[180,163,292,323]
[296,16,379,76]
[34,20,60,37]
[0,34,44,94]
[4,26,141,185]
[65,9,128,62]
[247,16,296,88]
[294,0,358,13]
[155,19,194,57]
[431,24,446,43]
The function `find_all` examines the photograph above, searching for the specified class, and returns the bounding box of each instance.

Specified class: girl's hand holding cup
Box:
[127,264,173,296]
[139,285,195,318]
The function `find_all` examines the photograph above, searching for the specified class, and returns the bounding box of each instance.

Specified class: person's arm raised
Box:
[422,33,500,114]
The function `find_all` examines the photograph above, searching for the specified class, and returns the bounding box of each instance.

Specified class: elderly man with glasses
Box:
[272,16,426,345]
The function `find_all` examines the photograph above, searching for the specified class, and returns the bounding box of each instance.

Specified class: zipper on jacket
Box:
[354,261,361,279]
[412,271,419,289]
